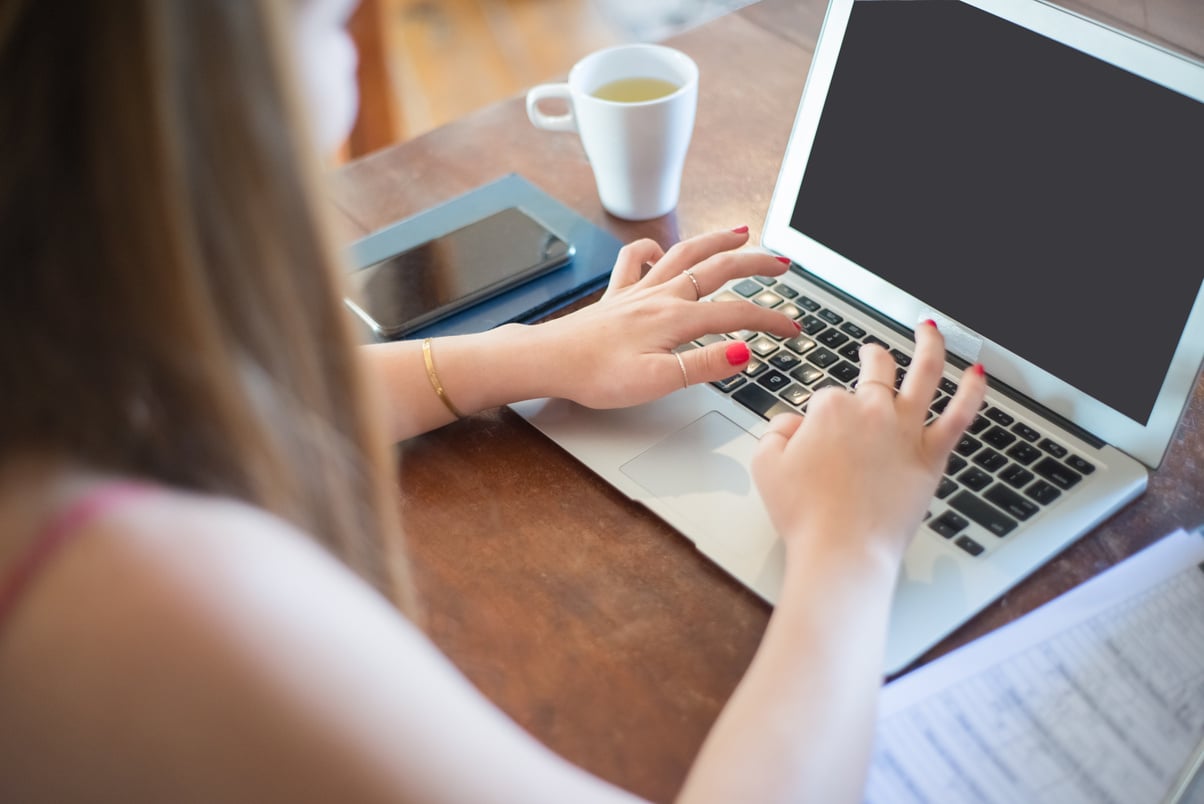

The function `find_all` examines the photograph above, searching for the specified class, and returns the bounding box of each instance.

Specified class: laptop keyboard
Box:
[687,274,1097,560]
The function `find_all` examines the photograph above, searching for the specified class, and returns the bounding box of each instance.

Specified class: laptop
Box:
[513,0,1204,674]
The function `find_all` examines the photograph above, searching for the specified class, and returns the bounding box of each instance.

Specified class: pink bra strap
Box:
[0,482,154,629]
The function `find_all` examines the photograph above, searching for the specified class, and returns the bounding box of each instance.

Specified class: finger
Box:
[854,342,896,397]
[606,238,665,296]
[642,227,752,286]
[684,300,801,340]
[897,319,945,421]
[678,339,756,384]
[925,363,988,462]
[674,250,791,299]
[752,412,805,473]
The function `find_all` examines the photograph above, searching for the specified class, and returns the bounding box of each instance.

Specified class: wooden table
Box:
[328,2,1204,800]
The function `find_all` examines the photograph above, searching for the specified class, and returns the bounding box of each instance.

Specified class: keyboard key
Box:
[777,303,802,320]
[790,364,826,385]
[954,435,983,457]
[1006,442,1041,465]
[830,361,860,383]
[728,328,757,340]
[999,464,1034,488]
[753,290,783,308]
[781,384,812,407]
[732,279,761,297]
[1025,479,1062,505]
[757,370,791,393]
[769,351,802,372]
[929,510,968,537]
[894,367,906,389]
[840,322,867,339]
[1066,455,1095,475]
[973,448,1008,472]
[838,341,862,362]
[805,347,839,369]
[958,467,993,492]
[744,359,768,378]
[818,308,843,325]
[812,378,846,393]
[948,491,1018,537]
[946,454,968,475]
[930,396,951,415]
[774,283,798,299]
[955,535,985,556]
[1038,438,1067,458]
[939,377,959,396]
[890,349,912,367]
[1012,422,1040,442]
[749,337,780,358]
[752,275,776,286]
[711,374,746,392]
[968,415,991,435]
[797,296,820,312]
[935,477,958,499]
[710,290,742,304]
[817,328,850,348]
[732,384,793,420]
[694,333,726,347]
[983,426,1017,450]
[985,407,1015,426]
[984,484,1040,521]
[863,335,889,349]
[1032,457,1082,489]
[799,315,826,335]
[783,335,816,354]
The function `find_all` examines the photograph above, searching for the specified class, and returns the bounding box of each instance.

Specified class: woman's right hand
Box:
[751,321,987,570]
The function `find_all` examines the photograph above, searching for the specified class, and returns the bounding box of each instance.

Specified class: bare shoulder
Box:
[0,468,639,803]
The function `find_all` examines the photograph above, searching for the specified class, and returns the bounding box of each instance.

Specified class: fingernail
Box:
[923,319,937,329]
[792,320,802,332]
[726,342,751,365]
[776,256,791,265]
[731,224,749,234]
[973,363,986,376]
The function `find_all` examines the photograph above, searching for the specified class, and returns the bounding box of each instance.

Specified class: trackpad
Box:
[620,412,782,582]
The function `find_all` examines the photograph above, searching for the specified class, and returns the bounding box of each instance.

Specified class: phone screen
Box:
[347,208,574,337]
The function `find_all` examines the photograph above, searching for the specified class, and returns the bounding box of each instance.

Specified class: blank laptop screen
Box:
[791,0,1204,424]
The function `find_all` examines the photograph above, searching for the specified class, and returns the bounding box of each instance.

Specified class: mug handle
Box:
[526,83,577,132]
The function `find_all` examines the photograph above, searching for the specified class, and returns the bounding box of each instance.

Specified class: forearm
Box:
[677,537,899,804]
[362,324,557,442]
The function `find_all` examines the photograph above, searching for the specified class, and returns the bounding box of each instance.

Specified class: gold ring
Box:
[682,268,702,300]
[674,351,690,389]
[857,379,895,395]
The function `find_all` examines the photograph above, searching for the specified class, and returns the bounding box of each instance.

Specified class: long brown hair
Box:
[0,1,413,608]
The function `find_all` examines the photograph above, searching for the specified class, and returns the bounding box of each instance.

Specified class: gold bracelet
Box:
[422,337,464,419]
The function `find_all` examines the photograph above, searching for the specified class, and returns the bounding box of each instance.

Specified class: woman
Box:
[0,1,985,801]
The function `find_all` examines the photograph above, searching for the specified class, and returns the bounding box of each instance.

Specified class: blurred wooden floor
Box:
[348,0,1204,155]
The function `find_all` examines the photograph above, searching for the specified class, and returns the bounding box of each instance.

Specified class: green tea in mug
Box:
[591,77,680,103]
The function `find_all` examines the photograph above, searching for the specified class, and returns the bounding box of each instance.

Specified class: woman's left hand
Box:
[534,227,801,409]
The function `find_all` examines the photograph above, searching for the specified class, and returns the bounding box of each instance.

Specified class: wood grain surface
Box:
[329,2,1204,800]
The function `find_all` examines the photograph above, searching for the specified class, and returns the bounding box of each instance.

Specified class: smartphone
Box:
[346,207,574,338]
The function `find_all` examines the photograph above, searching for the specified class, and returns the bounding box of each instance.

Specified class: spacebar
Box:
[732,384,794,420]
[948,491,1018,537]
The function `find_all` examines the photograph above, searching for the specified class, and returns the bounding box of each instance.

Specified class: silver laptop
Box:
[513,0,1204,674]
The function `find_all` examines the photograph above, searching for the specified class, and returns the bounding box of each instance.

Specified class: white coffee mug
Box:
[526,44,699,221]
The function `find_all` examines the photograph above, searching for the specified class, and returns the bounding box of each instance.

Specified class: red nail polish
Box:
[726,342,750,365]
[731,225,749,234]
[973,363,986,376]
[776,256,791,265]
[923,319,937,328]
[792,320,802,332]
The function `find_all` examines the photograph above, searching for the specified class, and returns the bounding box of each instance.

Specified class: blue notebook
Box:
[346,174,621,340]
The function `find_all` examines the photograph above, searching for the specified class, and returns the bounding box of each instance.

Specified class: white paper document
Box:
[866,528,1204,804]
